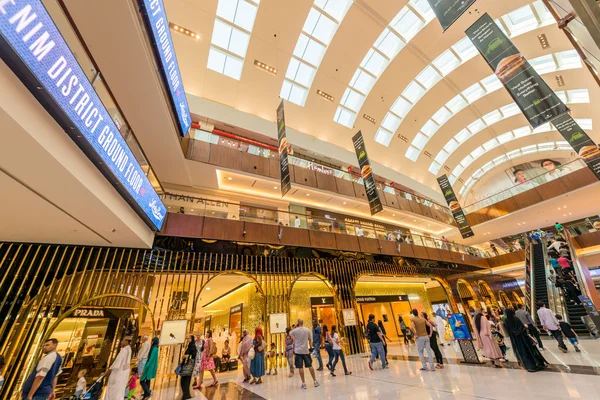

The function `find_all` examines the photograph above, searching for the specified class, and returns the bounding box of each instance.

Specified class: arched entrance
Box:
[456,279,479,313]
[499,291,513,308]
[289,273,338,335]
[477,281,498,310]
[512,291,524,306]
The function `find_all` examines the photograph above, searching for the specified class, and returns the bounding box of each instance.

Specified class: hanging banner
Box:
[352,131,383,215]
[437,175,474,238]
[276,100,292,197]
[552,113,600,180]
[465,13,568,128]
[426,0,476,31]
[0,0,166,230]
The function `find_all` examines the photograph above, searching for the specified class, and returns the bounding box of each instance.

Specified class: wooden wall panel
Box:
[409,200,422,215]
[241,153,270,177]
[512,190,543,209]
[378,189,388,206]
[574,231,600,248]
[493,197,519,216]
[426,247,442,261]
[269,157,280,179]
[189,140,210,163]
[335,234,361,252]
[316,173,338,192]
[384,192,400,209]
[397,196,413,212]
[243,221,279,244]
[208,145,241,169]
[379,240,399,256]
[412,246,429,259]
[562,168,597,192]
[309,230,338,249]
[293,166,317,188]
[335,178,355,197]
[397,243,415,258]
[419,204,433,219]
[353,182,368,200]
[280,227,311,247]
[535,179,568,201]
[358,237,381,254]
[438,249,454,263]
[202,217,245,241]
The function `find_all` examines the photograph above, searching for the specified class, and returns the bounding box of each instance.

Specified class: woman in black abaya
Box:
[504,308,548,372]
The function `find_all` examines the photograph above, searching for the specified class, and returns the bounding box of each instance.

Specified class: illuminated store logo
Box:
[73,308,105,318]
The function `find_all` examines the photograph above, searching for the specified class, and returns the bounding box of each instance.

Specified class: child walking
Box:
[557,314,581,352]
[125,367,138,399]
[74,369,87,398]
[491,325,507,359]
[266,343,278,375]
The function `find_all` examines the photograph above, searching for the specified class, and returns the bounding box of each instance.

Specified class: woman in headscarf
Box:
[238,329,254,383]
[250,327,266,384]
[474,312,505,367]
[180,335,196,399]
[196,330,218,388]
[285,327,295,377]
[140,337,159,400]
[504,308,548,372]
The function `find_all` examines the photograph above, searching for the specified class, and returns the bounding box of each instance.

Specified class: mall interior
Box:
[2,0,600,399]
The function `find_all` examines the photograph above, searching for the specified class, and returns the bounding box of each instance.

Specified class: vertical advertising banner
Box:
[437,175,474,238]
[276,100,292,197]
[465,14,569,128]
[552,113,600,180]
[426,0,476,31]
[139,0,191,137]
[352,131,383,215]
[524,241,532,312]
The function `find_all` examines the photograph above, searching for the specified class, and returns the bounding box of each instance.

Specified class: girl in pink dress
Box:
[475,313,505,367]
[196,330,218,388]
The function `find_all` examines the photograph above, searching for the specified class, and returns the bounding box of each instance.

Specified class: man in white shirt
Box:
[21,339,63,400]
[536,301,568,352]
[547,239,562,254]
[356,227,364,237]
[434,314,447,345]
[137,335,151,372]
[104,338,132,399]
[290,319,319,390]
[294,216,301,228]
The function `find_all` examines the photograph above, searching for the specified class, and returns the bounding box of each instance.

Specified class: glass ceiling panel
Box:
[390,8,424,42]
[374,29,404,59]
[433,50,461,76]
[432,107,452,125]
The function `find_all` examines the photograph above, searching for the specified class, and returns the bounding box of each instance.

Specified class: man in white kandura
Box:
[103,338,132,400]
[434,314,447,346]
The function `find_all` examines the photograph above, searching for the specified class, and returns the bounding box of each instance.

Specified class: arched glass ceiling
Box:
[458,141,575,197]
[280,0,353,106]
[412,51,582,164]
[207,0,261,80]
[429,88,589,175]
[373,1,554,149]
[447,118,592,187]
[333,0,435,128]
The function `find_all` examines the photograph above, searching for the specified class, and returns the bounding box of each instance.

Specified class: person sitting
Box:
[222,340,231,363]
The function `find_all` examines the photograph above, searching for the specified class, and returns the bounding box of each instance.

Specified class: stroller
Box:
[83,376,104,400]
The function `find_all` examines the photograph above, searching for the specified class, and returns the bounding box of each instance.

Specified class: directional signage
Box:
[0,0,167,229]
[139,0,191,137]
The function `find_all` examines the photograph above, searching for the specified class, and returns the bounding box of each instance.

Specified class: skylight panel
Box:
[421,119,439,136]
[375,128,394,147]
[533,1,554,25]
[216,0,259,32]
[503,4,537,36]
[470,146,485,159]
[443,140,459,154]
[460,154,474,168]
[454,128,470,143]
[212,20,250,58]
[452,37,478,62]
[429,162,441,175]
[412,132,429,149]
[374,29,405,59]
[507,149,522,159]
[390,97,412,118]
[432,50,461,76]
[493,155,508,164]
[462,83,485,103]
[556,50,582,70]
[294,34,327,66]
[402,81,426,103]
[556,141,571,150]
[567,89,589,103]
[470,172,482,183]
[482,161,494,172]
[432,107,452,125]
[533,122,552,133]
[416,65,442,89]
[449,174,458,185]
[390,8,424,42]
[536,142,554,151]
[513,126,532,138]
[435,150,450,164]
[529,54,556,74]
[483,139,499,151]
[555,90,567,104]
[381,113,402,132]
[453,163,465,176]
[334,107,356,127]
[500,103,520,118]
[410,0,435,22]
[280,80,308,106]
[286,58,317,87]
[207,47,244,79]
[314,0,352,22]
[349,69,376,94]
[446,95,467,113]
[405,145,419,161]
[467,119,485,135]
[521,144,537,154]
[575,118,592,129]
[480,75,503,92]
[482,110,503,126]
[360,49,389,77]
[497,131,514,144]
[340,87,365,112]
[303,8,337,43]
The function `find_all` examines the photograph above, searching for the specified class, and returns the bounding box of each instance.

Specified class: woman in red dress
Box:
[194,330,218,388]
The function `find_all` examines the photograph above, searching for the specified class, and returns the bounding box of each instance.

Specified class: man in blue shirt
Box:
[312,323,323,371]
[21,338,63,400]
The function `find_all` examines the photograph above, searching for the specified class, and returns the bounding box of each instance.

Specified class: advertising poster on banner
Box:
[0,0,167,230]
[524,242,532,311]
[426,0,476,31]
[465,14,568,128]
[159,320,189,345]
[139,0,191,137]
[448,314,471,340]
[352,131,383,215]
[552,113,600,180]
[437,175,474,238]
[276,100,292,197]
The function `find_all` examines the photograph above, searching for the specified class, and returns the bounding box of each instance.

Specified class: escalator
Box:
[531,243,548,325]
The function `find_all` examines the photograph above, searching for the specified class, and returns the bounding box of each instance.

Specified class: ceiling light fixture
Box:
[537,34,549,49]
[274,186,278,189]
[306,193,310,196]
[556,75,565,87]
[397,134,408,143]
[342,201,346,205]
[206,287,210,291]
[169,23,200,40]
[254,59,278,75]
[363,114,376,124]
[316,89,334,102]
[227,177,233,180]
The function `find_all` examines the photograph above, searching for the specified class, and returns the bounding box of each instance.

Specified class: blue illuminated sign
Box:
[0,0,166,230]
[139,0,191,137]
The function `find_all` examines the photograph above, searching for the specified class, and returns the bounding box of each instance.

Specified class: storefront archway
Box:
[499,291,513,308]
[288,273,339,336]
[477,280,499,309]
[456,279,479,312]
[512,291,524,306]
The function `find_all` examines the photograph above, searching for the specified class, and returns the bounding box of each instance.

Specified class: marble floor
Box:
[149,337,600,400]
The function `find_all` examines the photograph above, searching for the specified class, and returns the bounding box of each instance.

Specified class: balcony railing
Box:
[160,192,489,259]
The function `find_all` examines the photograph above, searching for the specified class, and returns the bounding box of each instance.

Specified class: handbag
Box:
[248,347,255,360]
[175,357,194,376]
